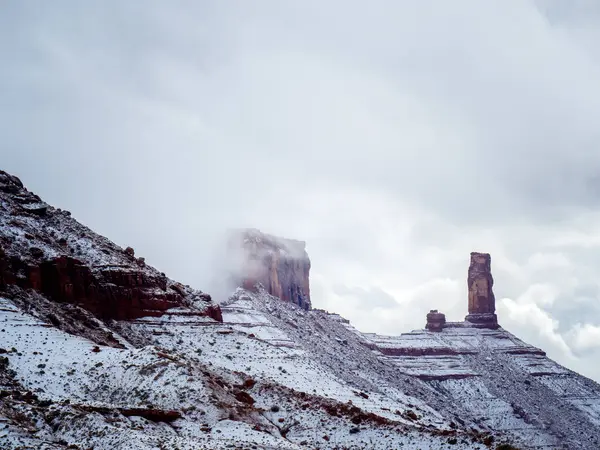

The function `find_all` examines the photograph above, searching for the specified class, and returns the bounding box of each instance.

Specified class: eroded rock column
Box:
[464,252,499,329]
[228,229,312,310]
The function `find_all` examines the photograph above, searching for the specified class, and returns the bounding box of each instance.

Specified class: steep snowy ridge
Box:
[0,169,222,325]
[1,168,600,449]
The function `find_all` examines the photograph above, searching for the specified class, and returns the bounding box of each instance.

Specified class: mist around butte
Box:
[3,1,600,384]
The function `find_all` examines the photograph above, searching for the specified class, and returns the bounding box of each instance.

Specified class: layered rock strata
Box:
[228,228,311,310]
[464,252,498,328]
[0,169,222,322]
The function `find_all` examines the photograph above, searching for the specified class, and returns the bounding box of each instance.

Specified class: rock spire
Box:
[464,252,499,329]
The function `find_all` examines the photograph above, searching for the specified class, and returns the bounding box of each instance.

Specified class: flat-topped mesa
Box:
[464,252,499,329]
[228,228,311,310]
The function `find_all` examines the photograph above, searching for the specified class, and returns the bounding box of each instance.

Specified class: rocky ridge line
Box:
[0,169,222,326]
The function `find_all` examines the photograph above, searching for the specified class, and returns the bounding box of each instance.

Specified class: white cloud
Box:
[499,297,573,358]
[567,323,600,353]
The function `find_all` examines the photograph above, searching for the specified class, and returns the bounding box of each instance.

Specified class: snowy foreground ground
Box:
[2,288,600,449]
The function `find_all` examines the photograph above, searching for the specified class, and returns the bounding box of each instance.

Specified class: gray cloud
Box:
[3,1,600,382]
[332,285,399,310]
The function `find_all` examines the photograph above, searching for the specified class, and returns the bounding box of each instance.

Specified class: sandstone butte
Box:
[227,228,311,310]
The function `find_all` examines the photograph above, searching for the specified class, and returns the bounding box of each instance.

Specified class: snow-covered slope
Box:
[1,291,496,449]
[4,285,600,449]
[2,169,600,449]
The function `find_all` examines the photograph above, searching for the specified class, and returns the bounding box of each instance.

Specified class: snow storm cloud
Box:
[3,1,600,381]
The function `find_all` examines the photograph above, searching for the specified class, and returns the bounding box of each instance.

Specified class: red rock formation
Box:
[0,252,221,321]
[465,252,498,328]
[203,304,224,322]
[228,229,311,310]
[425,310,446,332]
[0,169,222,323]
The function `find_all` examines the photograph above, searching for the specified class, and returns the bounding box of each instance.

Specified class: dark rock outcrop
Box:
[0,241,197,321]
[118,407,182,422]
[203,304,224,322]
[228,228,311,310]
[464,252,498,329]
[425,310,446,332]
[38,257,185,320]
[76,404,182,422]
[0,245,8,290]
[0,169,221,322]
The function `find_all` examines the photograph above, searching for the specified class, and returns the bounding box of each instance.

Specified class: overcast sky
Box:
[3,1,600,382]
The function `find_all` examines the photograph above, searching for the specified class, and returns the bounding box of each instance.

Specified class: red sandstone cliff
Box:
[0,169,222,323]
[464,252,498,328]
[228,228,311,310]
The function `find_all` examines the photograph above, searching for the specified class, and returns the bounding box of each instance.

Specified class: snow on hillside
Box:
[4,277,600,449]
[1,294,495,449]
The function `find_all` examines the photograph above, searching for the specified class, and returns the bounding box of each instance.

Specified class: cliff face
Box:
[228,228,311,310]
[464,252,498,328]
[0,169,222,322]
